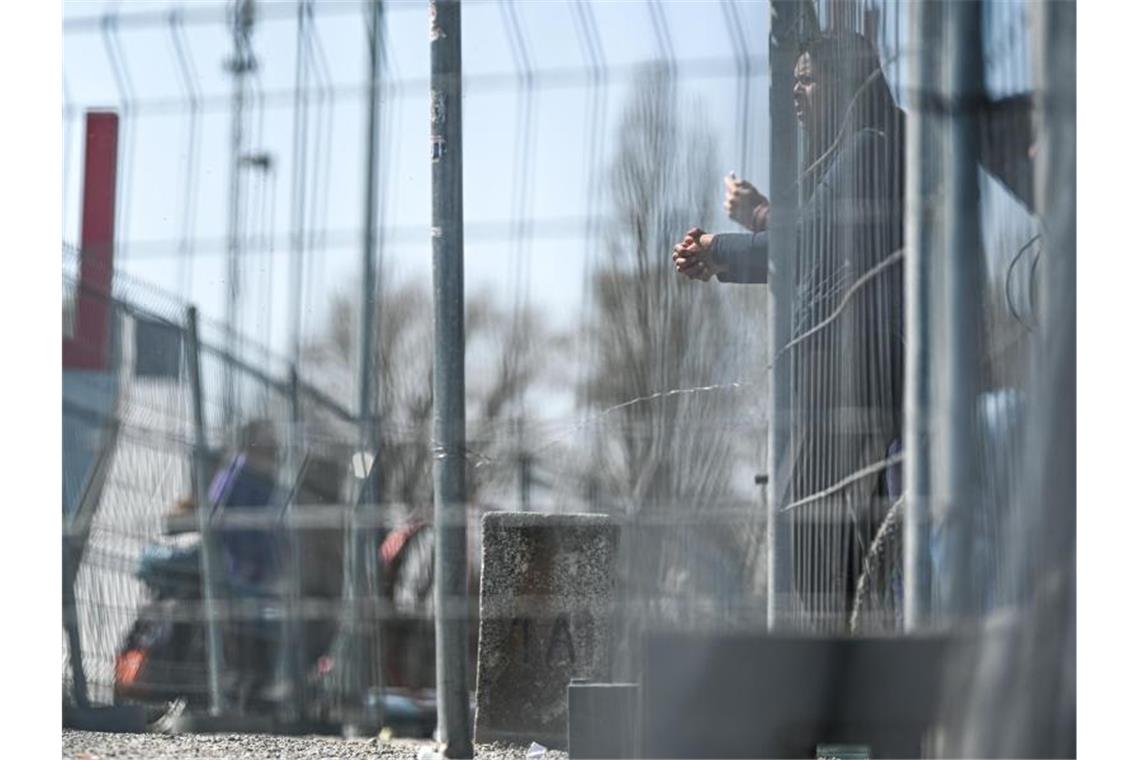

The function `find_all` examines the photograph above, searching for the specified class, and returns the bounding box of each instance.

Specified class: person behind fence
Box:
[209,419,282,587]
[672,31,906,630]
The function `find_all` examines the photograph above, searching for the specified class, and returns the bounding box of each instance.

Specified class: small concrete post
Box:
[475,513,618,749]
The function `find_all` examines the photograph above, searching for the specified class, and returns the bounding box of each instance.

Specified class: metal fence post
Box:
[185,305,227,715]
[430,0,474,755]
[934,0,985,623]
[63,547,90,708]
[903,0,944,632]
[223,0,254,432]
[359,0,383,505]
[332,1,388,735]
[766,0,811,632]
[339,459,384,733]
[330,0,388,733]
[280,364,306,723]
[1014,0,1075,604]
[1029,0,1076,575]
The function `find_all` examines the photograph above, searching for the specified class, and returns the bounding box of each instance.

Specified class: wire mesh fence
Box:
[61,252,430,725]
[62,0,772,722]
[61,0,1074,754]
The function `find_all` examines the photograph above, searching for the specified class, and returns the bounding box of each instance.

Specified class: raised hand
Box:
[724,172,770,232]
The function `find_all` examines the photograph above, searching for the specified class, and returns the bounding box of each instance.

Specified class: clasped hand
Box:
[672,227,721,281]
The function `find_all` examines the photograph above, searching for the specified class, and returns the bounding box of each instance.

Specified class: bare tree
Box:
[302,280,558,512]
[577,66,769,678]
[298,278,560,687]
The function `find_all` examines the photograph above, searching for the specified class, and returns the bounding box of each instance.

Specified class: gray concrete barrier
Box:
[474,512,618,749]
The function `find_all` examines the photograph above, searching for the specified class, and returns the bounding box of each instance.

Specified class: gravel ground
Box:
[62,731,568,760]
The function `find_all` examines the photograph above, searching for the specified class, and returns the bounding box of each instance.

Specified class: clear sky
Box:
[63,0,771,363]
[62,0,1036,392]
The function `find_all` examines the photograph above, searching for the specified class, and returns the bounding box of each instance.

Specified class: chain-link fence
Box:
[63,0,1073,753]
[62,249,414,726]
[62,0,773,725]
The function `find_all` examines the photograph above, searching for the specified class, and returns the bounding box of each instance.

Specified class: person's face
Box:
[793,53,820,138]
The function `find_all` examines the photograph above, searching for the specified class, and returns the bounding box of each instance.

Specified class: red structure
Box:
[63,112,119,371]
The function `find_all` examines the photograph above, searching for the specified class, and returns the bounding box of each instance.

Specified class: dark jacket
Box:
[210,452,279,585]
[712,127,906,514]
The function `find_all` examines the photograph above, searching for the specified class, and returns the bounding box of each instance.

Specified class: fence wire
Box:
[62,0,771,727]
[62,0,1074,754]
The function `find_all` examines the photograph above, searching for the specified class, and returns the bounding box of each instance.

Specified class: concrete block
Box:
[568,681,640,759]
[475,512,618,749]
[642,632,952,758]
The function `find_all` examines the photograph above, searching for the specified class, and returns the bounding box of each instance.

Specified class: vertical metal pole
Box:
[339,501,361,728]
[223,0,254,434]
[186,306,227,715]
[339,0,386,734]
[515,417,530,510]
[281,364,305,722]
[63,548,90,708]
[430,1,474,755]
[519,455,532,511]
[766,0,803,631]
[933,0,985,623]
[1034,2,1076,419]
[1025,0,1076,595]
[903,0,944,632]
[359,0,383,504]
[289,1,309,365]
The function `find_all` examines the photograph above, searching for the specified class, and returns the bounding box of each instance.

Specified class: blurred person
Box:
[210,419,281,586]
[144,423,280,588]
[673,31,906,629]
[122,422,285,708]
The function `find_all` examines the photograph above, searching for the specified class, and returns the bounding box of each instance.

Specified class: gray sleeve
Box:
[711,232,769,284]
[708,131,887,287]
